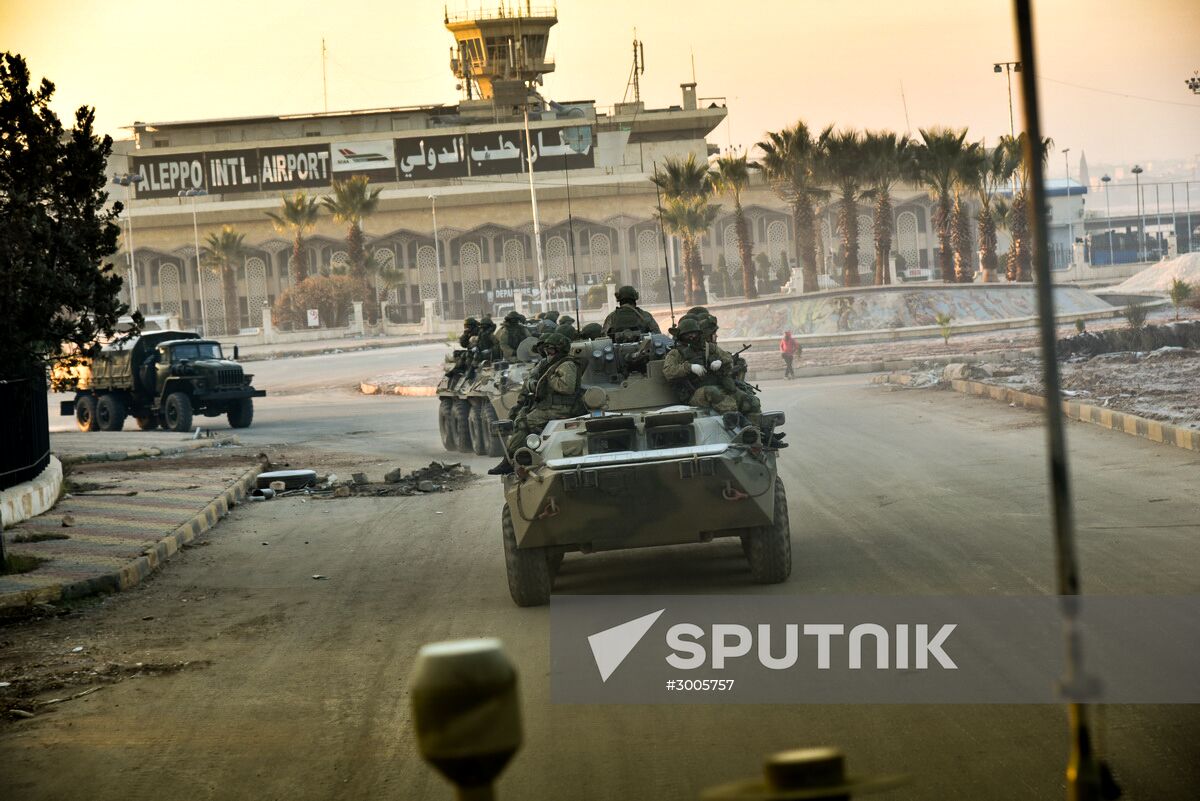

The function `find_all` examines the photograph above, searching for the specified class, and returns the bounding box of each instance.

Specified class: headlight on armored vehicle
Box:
[525,434,542,451]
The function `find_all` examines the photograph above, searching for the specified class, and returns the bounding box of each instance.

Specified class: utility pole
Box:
[1063,148,1072,266]
[321,39,328,113]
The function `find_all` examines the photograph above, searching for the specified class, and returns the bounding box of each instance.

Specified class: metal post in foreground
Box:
[180,189,209,336]
[429,194,447,321]
[1012,2,1114,799]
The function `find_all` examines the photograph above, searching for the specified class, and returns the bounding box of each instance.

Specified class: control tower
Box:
[445,3,557,112]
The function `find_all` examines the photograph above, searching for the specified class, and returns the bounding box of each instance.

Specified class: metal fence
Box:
[0,376,51,490]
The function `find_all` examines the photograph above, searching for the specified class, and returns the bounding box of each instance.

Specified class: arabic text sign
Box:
[395,134,470,181]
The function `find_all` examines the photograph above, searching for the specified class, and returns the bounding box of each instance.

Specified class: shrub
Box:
[1074,318,1086,333]
[1168,278,1193,320]
[1122,303,1148,330]
[935,312,953,344]
[273,274,366,329]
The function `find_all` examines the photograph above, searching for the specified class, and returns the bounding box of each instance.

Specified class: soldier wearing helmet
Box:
[473,317,498,365]
[489,332,583,475]
[498,311,530,361]
[579,322,604,340]
[662,317,757,416]
[603,285,661,339]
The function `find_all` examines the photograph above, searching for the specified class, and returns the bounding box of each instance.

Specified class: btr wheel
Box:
[482,402,505,458]
[745,478,792,584]
[502,503,551,607]
[437,398,455,451]
[75,395,98,432]
[453,399,473,453]
[164,391,194,433]
[469,401,489,455]
[227,398,254,428]
[95,394,127,431]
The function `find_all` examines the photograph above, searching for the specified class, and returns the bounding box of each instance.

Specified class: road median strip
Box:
[875,371,1199,452]
[56,436,241,466]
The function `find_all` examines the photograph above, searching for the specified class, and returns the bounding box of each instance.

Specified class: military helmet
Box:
[579,322,603,339]
[544,310,560,322]
[504,310,523,323]
[676,317,703,337]
[543,332,571,352]
[558,314,575,327]
[480,317,496,330]
[464,317,480,327]
[699,315,718,332]
[615,285,640,303]
[554,323,578,339]
[686,306,709,317]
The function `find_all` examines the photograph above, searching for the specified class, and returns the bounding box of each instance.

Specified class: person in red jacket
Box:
[779,331,800,379]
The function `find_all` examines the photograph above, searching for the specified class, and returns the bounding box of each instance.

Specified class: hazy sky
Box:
[5,0,1198,176]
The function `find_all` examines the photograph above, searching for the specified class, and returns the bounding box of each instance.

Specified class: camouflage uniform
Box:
[603,285,661,339]
[662,318,757,414]
[473,318,499,365]
[497,312,529,360]
[449,318,481,385]
[503,333,582,454]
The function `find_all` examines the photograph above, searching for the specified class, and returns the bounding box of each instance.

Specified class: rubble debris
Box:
[1056,321,1200,359]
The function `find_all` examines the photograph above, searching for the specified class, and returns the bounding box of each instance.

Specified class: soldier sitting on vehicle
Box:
[497,311,529,361]
[448,317,481,387]
[578,322,604,340]
[473,317,499,365]
[603,285,661,340]
[489,332,582,475]
[662,317,759,416]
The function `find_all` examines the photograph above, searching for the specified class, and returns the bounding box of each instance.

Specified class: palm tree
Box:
[265,192,320,283]
[709,153,757,299]
[915,127,969,283]
[962,142,1018,282]
[321,175,381,282]
[757,122,827,293]
[1001,132,1054,282]
[656,195,720,306]
[861,131,914,285]
[653,154,715,305]
[201,226,249,336]
[818,127,869,287]
[950,140,983,282]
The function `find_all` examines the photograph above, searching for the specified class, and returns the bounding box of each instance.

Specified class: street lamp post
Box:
[179,189,209,335]
[993,61,1022,138]
[1100,174,1114,266]
[1063,148,1072,267]
[1131,165,1145,261]
[428,195,446,321]
[112,173,144,311]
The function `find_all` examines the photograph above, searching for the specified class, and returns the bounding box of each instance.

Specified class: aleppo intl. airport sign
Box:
[129,125,594,198]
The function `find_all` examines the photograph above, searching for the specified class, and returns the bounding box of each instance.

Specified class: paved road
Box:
[12,373,1199,800]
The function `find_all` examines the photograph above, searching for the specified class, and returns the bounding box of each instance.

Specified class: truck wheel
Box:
[503,503,551,607]
[75,395,98,432]
[482,403,505,458]
[227,398,254,428]
[437,398,455,450]
[164,392,194,433]
[96,394,127,431]
[745,478,792,584]
[453,399,473,453]
[469,401,489,455]
[135,416,158,430]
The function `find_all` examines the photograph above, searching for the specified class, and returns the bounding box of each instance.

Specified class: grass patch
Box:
[2,553,47,575]
[10,530,70,543]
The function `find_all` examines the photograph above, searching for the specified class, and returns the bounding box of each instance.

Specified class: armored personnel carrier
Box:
[436,340,539,457]
[493,334,789,606]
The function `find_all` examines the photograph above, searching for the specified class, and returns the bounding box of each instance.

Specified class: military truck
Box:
[492,334,789,606]
[51,330,265,433]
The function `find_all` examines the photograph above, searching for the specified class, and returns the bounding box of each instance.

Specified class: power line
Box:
[1038,74,1200,109]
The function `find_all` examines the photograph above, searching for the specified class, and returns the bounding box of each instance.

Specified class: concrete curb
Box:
[0,457,63,529]
[0,457,266,609]
[239,336,448,363]
[57,437,240,466]
[949,378,1199,452]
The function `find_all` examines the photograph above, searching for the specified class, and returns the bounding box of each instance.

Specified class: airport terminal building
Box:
[109,7,995,335]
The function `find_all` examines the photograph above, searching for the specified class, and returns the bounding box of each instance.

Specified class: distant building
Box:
[110,5,1015,335]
